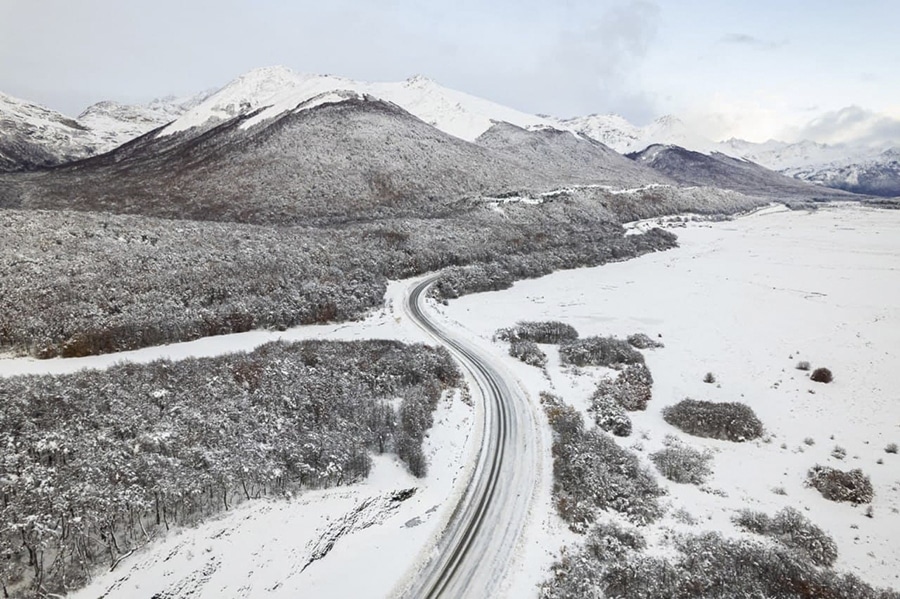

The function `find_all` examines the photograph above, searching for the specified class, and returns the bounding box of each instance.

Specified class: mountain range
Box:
[0,65,895,200]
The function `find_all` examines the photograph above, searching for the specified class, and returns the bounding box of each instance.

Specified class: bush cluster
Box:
[733,507,839,567]
[541,528,899,599]
[496,320,579,344]
[591,363,655,412]
[649,435,714,485]
[590,393,632,437]
[662,399,764,442]
[559,336,645,368]
[541,393,663,530]
[508,340,548,368]
[806,466,874,504]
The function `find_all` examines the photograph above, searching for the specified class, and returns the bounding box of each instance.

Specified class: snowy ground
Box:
[438,202,900,592]
[4,202,899,596]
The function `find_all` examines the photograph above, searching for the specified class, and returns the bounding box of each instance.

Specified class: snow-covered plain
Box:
[439,202,900,592]
[4,203,899,596]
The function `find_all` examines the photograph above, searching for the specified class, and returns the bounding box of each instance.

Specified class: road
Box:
[399,277,539,598]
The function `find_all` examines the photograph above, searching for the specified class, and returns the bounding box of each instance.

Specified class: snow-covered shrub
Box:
[542,393,662,528]
[807,466,874,504]
[559,336,645,368]
[662,399,764,442]
[496,321,579,344]
[703,371,716,384]
[796,360,811,371]
[810,367,834,383]
[626,333,663,349]
[734,507,838,567]
[886,443,899,454]
[831,445,847,460]
[590,393,633,437]
[509,340,548,368]
[584,521,647,561]
[649,435,714,485]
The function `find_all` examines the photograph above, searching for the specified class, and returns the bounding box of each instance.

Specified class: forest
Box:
[0,339,460,597]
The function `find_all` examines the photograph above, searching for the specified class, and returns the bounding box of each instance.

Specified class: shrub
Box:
[703,372,716,384]
[591,363,653,413]
[627,333,663,349]
[543,394,663,527]
[650,436,714,485]
[796,360,811,371]
[590,393,633,437]
[806,466,874,504]
[771,507,839,567]
[803,437,815,446]
[662,399,764,442]
[885,443,898,454]
[584,521,647,561]
[559,336,645,368]
[810,367,833,383]
[496,321,579,344]
[831,445,847,460]
[733,507,838,567]
[509,340,547,368]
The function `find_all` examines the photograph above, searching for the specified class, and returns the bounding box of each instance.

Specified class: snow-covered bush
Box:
[796,360,811,371]
[496,321,579,344]
[886,443,899,454]
[810,367,834,383]
[807,466,874,504]
[703,371,716,384]
[509,340,548,368]
[734,507,838,567]
[649,435,714,485]
[559,336,645,368]
[590,393,632,437]
[626,332,663,349]
[542,393,662,529]
[662,399,764,442]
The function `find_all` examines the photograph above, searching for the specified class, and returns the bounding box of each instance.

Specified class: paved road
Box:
[400,277,539,598]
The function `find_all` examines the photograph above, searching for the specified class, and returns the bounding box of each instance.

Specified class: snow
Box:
[159,66,557,141]
[440,202,900,591]
[5,204,900,595]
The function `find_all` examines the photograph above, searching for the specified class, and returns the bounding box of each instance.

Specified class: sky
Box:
[1,0,898,144]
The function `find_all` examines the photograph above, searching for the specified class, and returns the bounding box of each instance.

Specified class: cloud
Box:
[719,33,786,50]
[790,106,900,147]
[533,0,661,120]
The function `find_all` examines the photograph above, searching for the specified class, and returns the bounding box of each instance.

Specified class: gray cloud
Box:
[531,0,662,121]
[719,33,786,50]
[793,106,900,147]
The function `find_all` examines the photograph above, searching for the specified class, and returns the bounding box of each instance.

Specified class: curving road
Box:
[399,277,539,599]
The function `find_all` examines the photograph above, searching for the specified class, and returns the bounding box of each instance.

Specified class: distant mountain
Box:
[0,91,207,171]
[626,144,855,201]
[557,113,711,154]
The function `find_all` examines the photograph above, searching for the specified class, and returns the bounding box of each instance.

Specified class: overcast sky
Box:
[1,0,898,143]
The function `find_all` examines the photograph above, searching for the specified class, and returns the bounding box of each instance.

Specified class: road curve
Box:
[399,277,539,599]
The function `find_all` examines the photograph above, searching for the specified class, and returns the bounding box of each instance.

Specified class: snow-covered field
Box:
[4,202,898,597]
[438,202,900,592]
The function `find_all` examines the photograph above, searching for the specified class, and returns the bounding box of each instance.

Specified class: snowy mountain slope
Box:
[160,66,556,141]
[558,113,712,154]
[0,91,101,170]
[475,122,673,188]
[784,149,900,197]
[627,144,856,201]
[2,95,583,225]
[0,90,206,171]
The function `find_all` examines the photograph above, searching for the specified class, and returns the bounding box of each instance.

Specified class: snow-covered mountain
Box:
[0,91,208,171]
[557,113,713,154]
[160,66,557,142]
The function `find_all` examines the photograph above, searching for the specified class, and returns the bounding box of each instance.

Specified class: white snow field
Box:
[438,202,900,593]
[4,202,899,597]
